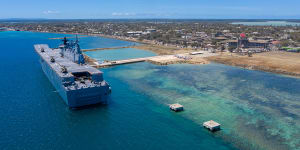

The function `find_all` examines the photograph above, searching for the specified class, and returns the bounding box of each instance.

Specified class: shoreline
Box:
[29,30,147,44]
[205,52,300,78]
[211,59,300,78]
[25,30,300,78]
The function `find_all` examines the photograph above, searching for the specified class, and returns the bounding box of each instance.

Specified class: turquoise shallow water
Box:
[78,35,139,49]
[231,21,300,26]
[84,48,156,62]
[105,63,300,150]
[1,31,300,150]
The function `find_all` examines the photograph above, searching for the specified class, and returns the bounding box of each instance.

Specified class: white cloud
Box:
[112,12,136,16]
[43,10,60,15]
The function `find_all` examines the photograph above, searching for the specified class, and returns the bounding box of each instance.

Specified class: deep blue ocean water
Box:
[0,31,236,150]
[1,31,300,150]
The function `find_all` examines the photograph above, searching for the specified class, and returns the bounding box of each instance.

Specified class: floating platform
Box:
[169,103,184,112]
[203,120,221,131]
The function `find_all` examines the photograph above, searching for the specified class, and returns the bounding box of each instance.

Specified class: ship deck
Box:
[34,44,103,78]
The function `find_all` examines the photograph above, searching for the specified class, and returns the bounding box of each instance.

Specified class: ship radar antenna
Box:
[63,37,68,45]
[75,35,79,43]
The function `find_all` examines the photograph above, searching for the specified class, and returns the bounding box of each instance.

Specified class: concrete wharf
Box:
[90,56,168,68]
[85,50,215,68]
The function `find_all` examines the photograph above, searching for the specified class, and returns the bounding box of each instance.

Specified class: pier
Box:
[84,51,215,68]
[91,57,150,68]
[89,55,178,68]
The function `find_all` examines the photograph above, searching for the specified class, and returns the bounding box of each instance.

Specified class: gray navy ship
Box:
[34,37,111,108]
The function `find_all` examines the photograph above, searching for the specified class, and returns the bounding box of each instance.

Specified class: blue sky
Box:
[1,0,300,19]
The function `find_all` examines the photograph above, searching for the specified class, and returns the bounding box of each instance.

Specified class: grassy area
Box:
[281,47,300,52]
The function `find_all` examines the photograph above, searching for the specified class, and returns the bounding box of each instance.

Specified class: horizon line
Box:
[1,18,300,20]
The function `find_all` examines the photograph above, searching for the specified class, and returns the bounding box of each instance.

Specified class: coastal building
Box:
[222,30,230,33]
[126,31,143,37]
[214,32,224,37]
[127,29,156,37]
[181,35,193,40]
[253,36,273,41]
[145,28,156,33]
[223,33,269,49]
[195,32,208,38]
[213,36,228,42]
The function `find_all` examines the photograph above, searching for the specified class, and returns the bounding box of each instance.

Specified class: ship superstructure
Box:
[34,37,111,108]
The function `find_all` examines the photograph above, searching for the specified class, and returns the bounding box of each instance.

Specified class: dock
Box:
[203,120,221,131]
[89,55,181,68]
[91,57,149,68]
[84,50,216,68]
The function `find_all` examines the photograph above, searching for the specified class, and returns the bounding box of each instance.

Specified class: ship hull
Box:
[39,56,110,108]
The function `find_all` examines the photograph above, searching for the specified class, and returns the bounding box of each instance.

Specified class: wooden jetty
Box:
[203,120,221,132]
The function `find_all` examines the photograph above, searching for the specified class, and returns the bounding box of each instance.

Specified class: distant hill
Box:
[0,18,48,22]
